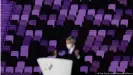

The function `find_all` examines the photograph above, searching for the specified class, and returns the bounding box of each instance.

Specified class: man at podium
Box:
[65,36,83,75]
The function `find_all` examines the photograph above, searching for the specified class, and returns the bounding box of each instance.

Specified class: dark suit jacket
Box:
[64,48,83,75]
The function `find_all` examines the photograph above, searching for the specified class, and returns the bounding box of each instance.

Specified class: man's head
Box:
[66,36,76,49]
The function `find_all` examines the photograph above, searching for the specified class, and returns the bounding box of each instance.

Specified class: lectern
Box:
[37,58,73,75]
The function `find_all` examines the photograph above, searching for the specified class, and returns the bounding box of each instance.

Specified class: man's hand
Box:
[74,50,80,59]
[74,50,79,56]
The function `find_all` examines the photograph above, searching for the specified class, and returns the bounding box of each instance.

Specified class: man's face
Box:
[66,40,73,49]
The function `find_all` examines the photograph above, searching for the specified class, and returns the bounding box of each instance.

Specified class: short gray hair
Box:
[66,36,76,44]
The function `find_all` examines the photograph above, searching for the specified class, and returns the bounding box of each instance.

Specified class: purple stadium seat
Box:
[118,45,126,52]
[1,66,5,74]
[23,36,32,46]
[93,41,102,47]
[23,5,32,15]
[20,46,29,58]
[84,41,93,48]
[89,30,97,37]
[16,61,25,69]
[113,56,121,61]
[100,45,108,52]
[1,61,6,67]
[117,67,126,73]
[40,40,48,47]
[8,25,17,31]
[120,40,128,47]
[13,5,22,15]
[125,9,132,16]
[76,14,84,21]
[123,35,131,42]
[119,61,128,69]
[86,35,95,42]
[52,5,60,12]
[39,15,47,21]
[58,15,66,21]
[86,15,94,21]
[83,45,91,53]
[44,0,53,6]
[32,9,40,17]
[87,9,95,16]
[24,67,32,74]
[56,20,64,26]
[98,30,106,37]
[33,5,42,10]
[35,0,43,6]
[19,20,28,26]
[49,15,56,20]
[11,15,19,21]
[102,20,110,26]
[116,9,123,15]
[110,61,119,67]
[58,50,66,56]
[108,4,116,11]
[96,51,105,58]
[33,66,41,73]
[49,40,57,47]
[97,9,104,14]
[5,67,14,74]
[29,20,37,26]
[111,40,119,47]
[11,51,19,59]
[89,66,98,73]
[33,36,41,42]
[47,20,56,26]
[92,61,100,68]
[107,30,115,36]
[129,61,133,67]
[104,14,112,22]
[95,35,104,42]
[2,46,11,52]
[119,0,127,6]
[108,66,117,73]
[80,4,87,9]
[113,14,121,20]
[95,14,103,21]
[60,9,68,16]
[70,4,78,11]
[25,30,33,38]
[80,66,88,74]
[84,56,93,63]
[67,15,75,21]
[75,19,83,26]
[15,67,23,74]
[91,45,100,52]
[123,56,130,61]
[78,9,86,17]
[62,2,70,9]
[111,19,119,27]
[35,30,42,37]
[69,4,78,16]
[120,19,128,27]
[93,20,101,26]
[125,30,133,36]
[47,46,56,53]
[21,15,29,21]
[53,0,62,6]
[16,28,25,36]
[5,35,14,43]
[71,30,78,38]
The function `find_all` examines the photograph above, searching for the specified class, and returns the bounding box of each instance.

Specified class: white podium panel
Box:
[37,58,73,75]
